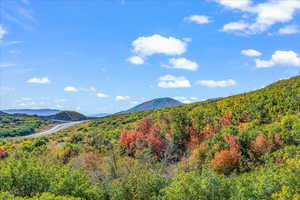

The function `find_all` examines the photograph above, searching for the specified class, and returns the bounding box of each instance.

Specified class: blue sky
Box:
[1,0,300,115]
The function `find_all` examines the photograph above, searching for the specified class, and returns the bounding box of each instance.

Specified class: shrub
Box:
[162,171,231,200]
[251,133,281,157]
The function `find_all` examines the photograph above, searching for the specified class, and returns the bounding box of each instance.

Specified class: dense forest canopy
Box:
[0,76,300,199]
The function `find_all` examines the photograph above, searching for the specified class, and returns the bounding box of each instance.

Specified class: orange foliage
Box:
[119,117,165,157]
[218,112,233,127]
[136,116,154,134]
[211,134,241,174]
[202,124,215,139]
[119,130,143,155]
[185,125,202,146]
[211,150,239,174]
[251,133,281,156]
[0,148,7,159]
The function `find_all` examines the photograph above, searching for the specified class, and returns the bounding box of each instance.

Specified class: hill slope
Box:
[47,110,87,121]
[120,97,183,114]
[1,76,300,200]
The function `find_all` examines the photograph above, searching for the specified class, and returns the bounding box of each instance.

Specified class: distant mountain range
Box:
[118,97,183,114]
[2,109,60,116]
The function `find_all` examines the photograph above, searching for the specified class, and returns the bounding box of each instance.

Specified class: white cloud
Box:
[196,79,236,87]
[0,63,16,68]
[127,56,144,65]
[116,96,131,101]
[184,15,211,24]
[64,86,78,92]
[158,74,191,88]
[97,92,109,98]
[27,77,51,84]
[278,25,300,34]
[132,34,187,57]
[214,0,251,9]
[130,101,139,105]
[216,0,300,34]
[173,96,199,104]
[0,25,7,40]
[256,50,300,68]
[162,57,198,71]
[222,21,249,32]
[241,49,262,57]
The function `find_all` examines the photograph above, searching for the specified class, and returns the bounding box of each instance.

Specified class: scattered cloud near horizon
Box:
[127,56,144,65]
[161,57,198,71]
[255,50,300,68]
[241,49,262,57]
[115,96,130,101]
[97,92,109,98]
[27,77,51,84]
[184,15,211,24]
[64,86,78,92]
[158,74,191,88]
[196,79,236,88]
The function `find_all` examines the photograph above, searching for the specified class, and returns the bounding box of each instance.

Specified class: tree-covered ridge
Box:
[0,115,50,137]
[48,111,87,121]
[0,76,300,199]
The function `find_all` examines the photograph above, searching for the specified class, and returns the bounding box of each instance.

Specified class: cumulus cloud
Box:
[162,57,198,71]
[173,96,199,104]
[184,15,211,24]
[158,74,191,88]
[97,93,109,98]
[255,50,300,68]
[0,25,7,39]
[64,86,78,92]
[214,0,251,9]
[132,34,187,57]
[27,77,51,84]
[241,49,262,57]
[222,21,249,32]
[196,79,236,87]
[127,56,144,65]
[116,96,131,101]
[216,0,300,34]
[278,25,300,34]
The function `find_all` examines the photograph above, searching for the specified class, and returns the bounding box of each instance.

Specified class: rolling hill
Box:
[47,110,87,121]
[119,97,183,114]
[1,76,300,200]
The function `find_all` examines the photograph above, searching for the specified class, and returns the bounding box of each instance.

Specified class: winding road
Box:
[24,121,86,138]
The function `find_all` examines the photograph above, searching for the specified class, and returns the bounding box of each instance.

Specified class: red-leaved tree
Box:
[251,133,281,156]
[0,148,7,159]
[211,134,241,174]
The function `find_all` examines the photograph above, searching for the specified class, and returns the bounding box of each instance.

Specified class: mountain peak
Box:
[119,97,183,114]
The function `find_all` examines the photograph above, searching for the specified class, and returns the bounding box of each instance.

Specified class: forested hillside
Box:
[0,76,300,200]
[0,115,50,137]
